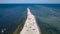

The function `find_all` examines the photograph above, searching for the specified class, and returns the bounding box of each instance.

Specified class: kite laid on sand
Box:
[20,8,41,34]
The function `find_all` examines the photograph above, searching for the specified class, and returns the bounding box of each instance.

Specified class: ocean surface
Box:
[0,4,60,34]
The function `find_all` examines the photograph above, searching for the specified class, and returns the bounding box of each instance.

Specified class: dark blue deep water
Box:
[0,4,60,34]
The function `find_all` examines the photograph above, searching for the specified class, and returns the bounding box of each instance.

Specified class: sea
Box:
[0,4,60,34]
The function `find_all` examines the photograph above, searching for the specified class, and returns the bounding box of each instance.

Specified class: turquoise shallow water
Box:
[0,4,60,34]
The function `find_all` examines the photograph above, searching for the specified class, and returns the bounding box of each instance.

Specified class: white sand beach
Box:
[20,8,41,34]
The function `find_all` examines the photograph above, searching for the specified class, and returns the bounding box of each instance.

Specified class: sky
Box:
[0,0,60,3]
